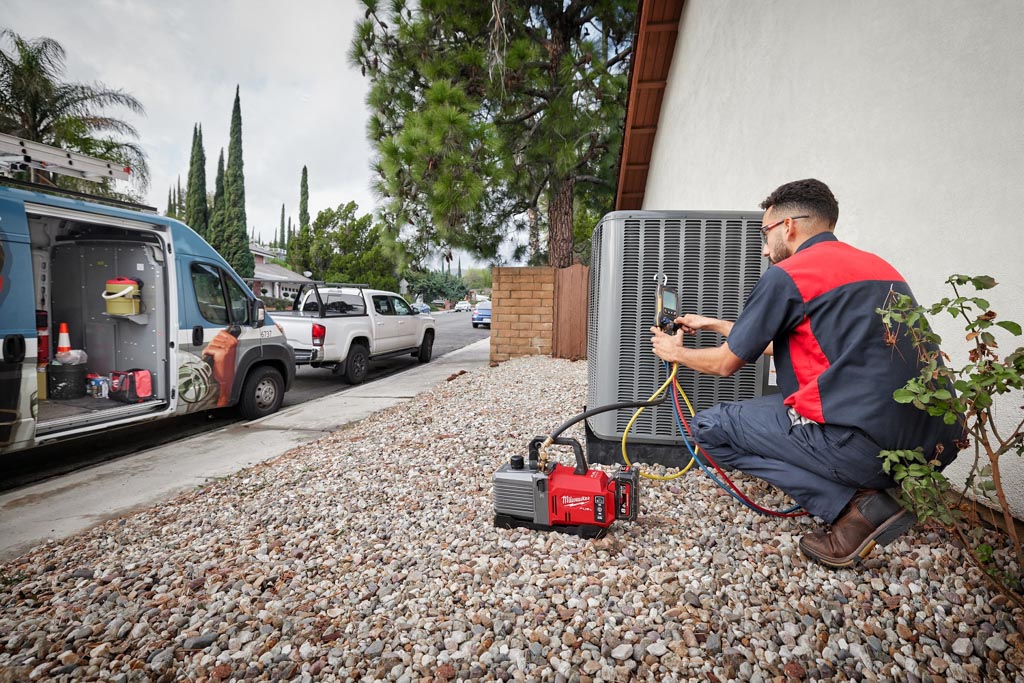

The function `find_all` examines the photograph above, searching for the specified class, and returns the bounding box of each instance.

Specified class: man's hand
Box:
[676,313,723,335]
[650,326,682,364]
[651,322,748,376]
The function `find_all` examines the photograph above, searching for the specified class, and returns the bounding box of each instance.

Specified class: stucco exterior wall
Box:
[643,1,1024,515]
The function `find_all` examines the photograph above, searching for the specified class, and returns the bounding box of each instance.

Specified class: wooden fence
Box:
[552,264,589,360]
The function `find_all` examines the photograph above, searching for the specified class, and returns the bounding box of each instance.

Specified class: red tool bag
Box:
[109,369,154,403]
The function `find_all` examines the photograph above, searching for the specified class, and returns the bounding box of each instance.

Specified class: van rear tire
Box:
[239,366,284,420]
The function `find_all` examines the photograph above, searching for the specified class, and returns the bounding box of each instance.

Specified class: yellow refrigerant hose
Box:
[620,363,699,480]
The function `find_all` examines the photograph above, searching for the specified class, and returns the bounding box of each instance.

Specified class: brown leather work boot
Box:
[799,489,917,568]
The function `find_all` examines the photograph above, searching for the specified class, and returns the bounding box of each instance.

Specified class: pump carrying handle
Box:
[529,435,589,475]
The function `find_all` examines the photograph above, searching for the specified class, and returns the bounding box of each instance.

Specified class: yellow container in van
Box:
[103,277,141,315]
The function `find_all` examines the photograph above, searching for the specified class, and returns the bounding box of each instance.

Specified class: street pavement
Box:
[0,338,491,562]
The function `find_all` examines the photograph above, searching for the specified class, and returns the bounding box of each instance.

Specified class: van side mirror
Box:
[252,298,266,328]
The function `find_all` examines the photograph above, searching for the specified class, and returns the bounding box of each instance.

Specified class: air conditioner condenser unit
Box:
[586,210,774,468]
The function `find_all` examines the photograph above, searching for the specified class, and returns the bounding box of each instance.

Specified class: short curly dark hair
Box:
[759,179,839,228]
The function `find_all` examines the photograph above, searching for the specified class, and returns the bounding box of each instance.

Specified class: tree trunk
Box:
[547,177,574,268]
[528,206,540,264]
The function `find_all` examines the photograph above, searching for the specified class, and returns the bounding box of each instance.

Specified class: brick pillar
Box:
[490,267,555,362]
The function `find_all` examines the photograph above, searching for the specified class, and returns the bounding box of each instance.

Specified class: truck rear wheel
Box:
[417,330,434,363]
[344,344,369,384]
[239,366,284,420]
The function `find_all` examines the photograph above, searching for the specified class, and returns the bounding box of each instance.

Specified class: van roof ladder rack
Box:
[0,132,132,182]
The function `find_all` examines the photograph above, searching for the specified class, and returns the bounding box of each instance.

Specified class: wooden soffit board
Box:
[615,0,685,211]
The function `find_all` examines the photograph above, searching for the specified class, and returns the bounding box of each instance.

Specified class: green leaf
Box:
[893,388,916,403]
[996,320,1023,336]
[908,464,931,477]
[971,276,997,290]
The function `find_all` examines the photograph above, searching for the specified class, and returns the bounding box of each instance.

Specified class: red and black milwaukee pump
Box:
[493,436,640,538]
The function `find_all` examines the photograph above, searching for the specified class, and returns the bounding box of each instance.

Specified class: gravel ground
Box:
[1,355,1022,682]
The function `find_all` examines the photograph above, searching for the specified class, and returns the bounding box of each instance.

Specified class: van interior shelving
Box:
[29,210,168,434]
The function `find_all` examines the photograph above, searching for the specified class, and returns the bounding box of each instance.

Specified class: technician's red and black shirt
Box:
[727,232,961,459]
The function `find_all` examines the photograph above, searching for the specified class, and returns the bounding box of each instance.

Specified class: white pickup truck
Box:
[272,283,435,384]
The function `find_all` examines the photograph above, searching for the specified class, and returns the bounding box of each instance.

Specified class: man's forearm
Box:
[667,342,744,377]
[708,319,734,337]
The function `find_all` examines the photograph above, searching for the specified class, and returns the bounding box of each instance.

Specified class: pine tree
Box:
[352,1,634,267]
[184,123,209,238]
[207,149,227,250]
[222,86,254,277]
[166,187,174,218]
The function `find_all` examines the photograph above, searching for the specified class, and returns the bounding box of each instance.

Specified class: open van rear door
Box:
[0,199,38,453]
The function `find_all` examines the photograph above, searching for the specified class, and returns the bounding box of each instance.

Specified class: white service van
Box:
[0,136,294,455]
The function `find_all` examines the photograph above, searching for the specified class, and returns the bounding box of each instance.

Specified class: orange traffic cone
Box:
[57,322,71,353]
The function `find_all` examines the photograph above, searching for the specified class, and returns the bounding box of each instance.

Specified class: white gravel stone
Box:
[953,637,974,657]
[611,643,634,660]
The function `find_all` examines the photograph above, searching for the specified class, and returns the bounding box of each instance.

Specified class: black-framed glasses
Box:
[760,214,809,241]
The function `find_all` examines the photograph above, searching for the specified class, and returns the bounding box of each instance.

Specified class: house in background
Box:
[249,242,310,301]
[618,0,1024,515]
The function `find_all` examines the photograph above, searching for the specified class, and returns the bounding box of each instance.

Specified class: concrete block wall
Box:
[490,267,555,362]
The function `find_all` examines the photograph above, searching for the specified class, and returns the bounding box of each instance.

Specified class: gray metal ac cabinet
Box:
[585,210,772,467]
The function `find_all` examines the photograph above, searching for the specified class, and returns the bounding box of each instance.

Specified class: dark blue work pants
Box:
[691,394,897,523]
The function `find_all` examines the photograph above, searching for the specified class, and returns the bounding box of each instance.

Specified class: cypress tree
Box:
[166,187,174,217]
[176,176,185,217]
[222,86,255,277]
[207,149,227,250]
[289,167,312,271]
[299,166,309,231]
[279,204,286,250]
[184,124,209,238]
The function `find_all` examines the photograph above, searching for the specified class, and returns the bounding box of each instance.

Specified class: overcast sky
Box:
[4,0,378,245]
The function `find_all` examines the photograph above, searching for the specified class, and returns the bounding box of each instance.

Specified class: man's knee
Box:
[692,406,730,449]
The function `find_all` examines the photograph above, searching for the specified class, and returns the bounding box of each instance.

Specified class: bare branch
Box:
[574,174,611,187]
[493,102,546,126]
[606,45,632,69]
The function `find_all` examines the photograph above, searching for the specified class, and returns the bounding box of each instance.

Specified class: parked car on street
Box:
[453,301,472,312]
[472,300,492,328]
[412,302,431,314]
